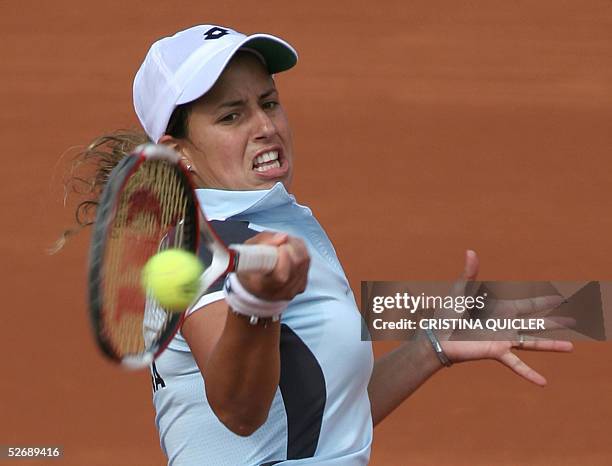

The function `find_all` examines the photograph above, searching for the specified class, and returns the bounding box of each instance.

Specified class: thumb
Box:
[463,249,479,280]
[267,232,289,246]
[449,249,480,300]
[246,231,289,247]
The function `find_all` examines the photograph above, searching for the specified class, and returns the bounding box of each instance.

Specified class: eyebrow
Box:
[216,88,278,110]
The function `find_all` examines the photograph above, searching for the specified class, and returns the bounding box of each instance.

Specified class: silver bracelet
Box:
[424,328,452,367]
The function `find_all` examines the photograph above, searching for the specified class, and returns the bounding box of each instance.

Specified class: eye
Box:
[218,112,240,123]
[262,100,279,111]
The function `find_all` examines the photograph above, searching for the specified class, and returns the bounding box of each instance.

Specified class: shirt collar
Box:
[195,182,299,220]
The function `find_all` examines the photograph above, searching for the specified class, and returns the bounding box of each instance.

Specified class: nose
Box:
[253,108,276,140]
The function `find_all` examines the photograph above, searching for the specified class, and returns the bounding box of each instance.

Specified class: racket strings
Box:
[101,159,191,358]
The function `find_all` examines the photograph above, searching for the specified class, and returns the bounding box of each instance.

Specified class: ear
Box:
[158,135,194,170]
[158,134,181,153]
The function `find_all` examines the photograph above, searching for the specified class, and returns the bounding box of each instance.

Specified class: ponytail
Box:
[49,130,150,253]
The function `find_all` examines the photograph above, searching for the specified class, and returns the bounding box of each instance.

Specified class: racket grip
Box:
[229,244,278,273]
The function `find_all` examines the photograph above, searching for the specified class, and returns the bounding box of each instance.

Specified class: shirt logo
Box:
[151,361,166,392]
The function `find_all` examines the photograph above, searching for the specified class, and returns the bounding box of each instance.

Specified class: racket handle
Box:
[229,244,278,273]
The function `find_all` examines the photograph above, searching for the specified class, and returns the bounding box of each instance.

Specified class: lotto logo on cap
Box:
[202,26,231,40]
[133,24,298,143]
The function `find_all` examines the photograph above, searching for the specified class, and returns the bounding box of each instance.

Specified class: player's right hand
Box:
[237,231,310,302]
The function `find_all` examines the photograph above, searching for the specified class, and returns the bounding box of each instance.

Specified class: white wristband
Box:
[223,273,288,325]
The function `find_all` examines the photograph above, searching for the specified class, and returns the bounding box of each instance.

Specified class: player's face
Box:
[180,53,293,190]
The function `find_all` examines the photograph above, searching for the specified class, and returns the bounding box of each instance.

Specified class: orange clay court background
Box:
[1,0,612,465]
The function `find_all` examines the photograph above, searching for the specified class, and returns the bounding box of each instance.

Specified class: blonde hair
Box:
[51,99,195,254]
[50,130,151,253]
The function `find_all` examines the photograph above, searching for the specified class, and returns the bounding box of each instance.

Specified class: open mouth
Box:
[252,150,281,172]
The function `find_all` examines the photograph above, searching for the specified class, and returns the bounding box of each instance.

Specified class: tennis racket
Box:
[88,143,278,369]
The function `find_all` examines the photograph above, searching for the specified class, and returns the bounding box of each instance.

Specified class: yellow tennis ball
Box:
[141,249,203,312]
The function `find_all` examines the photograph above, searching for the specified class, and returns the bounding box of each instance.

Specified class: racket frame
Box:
[88,145,201,368]
[88,144,277,369]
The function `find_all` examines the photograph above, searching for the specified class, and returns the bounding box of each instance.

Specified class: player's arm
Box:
[368,251,479,426]
[368,333,445,426]
[182,301,281,436]
[368,250,573,427]
[182,232,310,436]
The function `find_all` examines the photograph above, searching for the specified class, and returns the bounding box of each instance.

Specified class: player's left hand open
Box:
[440,250,574,386]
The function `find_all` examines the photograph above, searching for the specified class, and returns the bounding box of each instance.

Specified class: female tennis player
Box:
[68,24,573,465]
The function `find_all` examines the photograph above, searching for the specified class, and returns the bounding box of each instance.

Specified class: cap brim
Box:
[241,34,298,74]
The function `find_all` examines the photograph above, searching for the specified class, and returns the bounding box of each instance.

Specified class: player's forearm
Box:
[204,310,281,436]
[368,333,443,426]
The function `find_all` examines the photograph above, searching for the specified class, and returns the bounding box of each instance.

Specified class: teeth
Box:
[255,160,280,172]
[254,151,279,165]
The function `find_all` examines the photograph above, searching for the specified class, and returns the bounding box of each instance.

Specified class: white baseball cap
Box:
[133,25,298,143]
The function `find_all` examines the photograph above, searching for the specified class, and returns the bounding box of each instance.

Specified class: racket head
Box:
[88,144,200,369]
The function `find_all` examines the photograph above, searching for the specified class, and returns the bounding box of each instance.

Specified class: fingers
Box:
[449,249,480,301]
[272,237,310,294]
[245,231,288,247]
[514,337,574,352]
[518,316,576,333]
[499,351,548,386]
[498,336,573,384]
[502,295,565,317]
[239,232,310,301]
